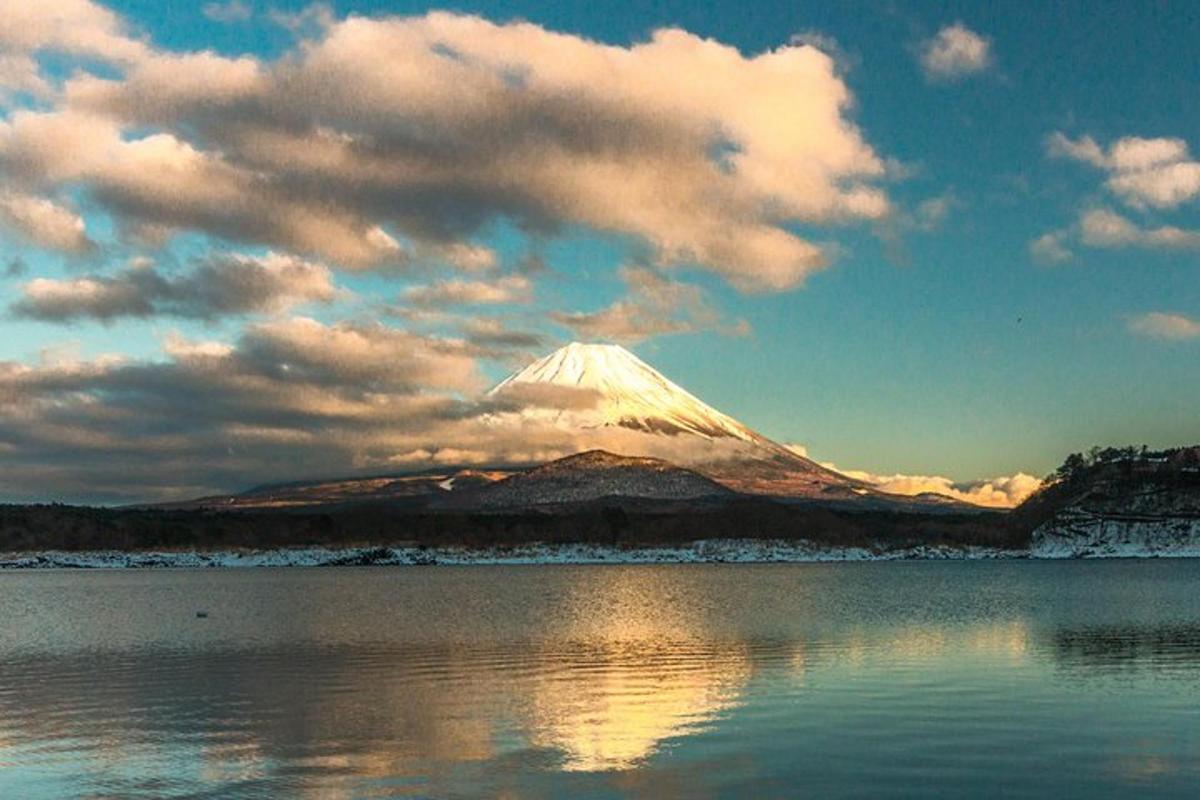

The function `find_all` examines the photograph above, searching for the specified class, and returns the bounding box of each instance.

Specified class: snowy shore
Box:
[0,540,1027,569]
[9,535,1200,568]
[1030,513,1200,558]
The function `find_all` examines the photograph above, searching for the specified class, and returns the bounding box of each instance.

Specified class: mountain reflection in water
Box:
[2,561,1200,798]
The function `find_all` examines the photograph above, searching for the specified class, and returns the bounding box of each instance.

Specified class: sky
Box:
[0,0,1197,504]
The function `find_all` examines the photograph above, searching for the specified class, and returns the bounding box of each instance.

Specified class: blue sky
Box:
[1,0,1198,501]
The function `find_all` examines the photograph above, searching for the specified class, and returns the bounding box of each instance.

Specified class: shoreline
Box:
[0,538,1194,568]
[2,540,1018,568]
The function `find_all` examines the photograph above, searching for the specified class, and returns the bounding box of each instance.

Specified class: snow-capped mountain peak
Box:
[488,342,766,443]
[486,342,862,497]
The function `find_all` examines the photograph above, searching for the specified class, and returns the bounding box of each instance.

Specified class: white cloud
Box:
[0,53,50,99]
[1107,162,1200,209]
[823,461,1041,508]
[0,109,406,265]
[1031,208,1200,259]
[1077,208,1200,249]
[1128,311,1200,341]
[919,23,991,80]
[436,243,498,272]
[0,0,148,65]
[0,8,891,291]
[0,191,93,252]
[1045,132,1106,167]
[161,332,233,359]
[1048,132,1200,209]
[1029,231,1072,264]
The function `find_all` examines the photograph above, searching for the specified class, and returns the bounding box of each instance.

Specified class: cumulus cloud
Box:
[823,462,1041,508]
[1031,208,1200,259]
[1077,208,1200,249]
[1048,132,1200,209]
[919,23,991,80]
[550,267,748,344]
[10,252,338,322]
[0,109,406,267]
[0,53,49,99]
[1128,311,1200,341]
[0,0,148,65]
[403,275,531,308]
[0,5,890,290]
[0,191,93,252]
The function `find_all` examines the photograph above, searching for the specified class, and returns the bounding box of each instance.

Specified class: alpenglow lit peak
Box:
[487,343,860,497]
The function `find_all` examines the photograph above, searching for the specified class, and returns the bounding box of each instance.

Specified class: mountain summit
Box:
[489,342,862,498]
[490,342,770,442]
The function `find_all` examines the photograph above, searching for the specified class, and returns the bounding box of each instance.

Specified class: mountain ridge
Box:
[449,449,734,509]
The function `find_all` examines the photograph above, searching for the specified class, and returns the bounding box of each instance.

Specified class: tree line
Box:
[1048,445,1200,484]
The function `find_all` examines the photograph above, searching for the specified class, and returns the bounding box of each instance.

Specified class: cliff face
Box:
[1027,451,1200,557]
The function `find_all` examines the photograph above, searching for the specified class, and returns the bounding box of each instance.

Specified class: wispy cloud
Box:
[1128,311,1200,341]
[202,1,252,24]
[403,275,531,308]
[10,252,338,322]
[1028,231,1073,265]
[550,267,748,344]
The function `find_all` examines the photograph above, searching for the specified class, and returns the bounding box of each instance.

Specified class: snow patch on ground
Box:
[13,522,1200,568]
[0,540,1024,569]
[1032,512,1200,558]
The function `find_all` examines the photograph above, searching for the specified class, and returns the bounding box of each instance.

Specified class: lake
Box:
[1,560,1199,798]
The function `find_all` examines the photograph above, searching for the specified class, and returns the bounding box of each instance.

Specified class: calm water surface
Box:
[1,561,1199,798]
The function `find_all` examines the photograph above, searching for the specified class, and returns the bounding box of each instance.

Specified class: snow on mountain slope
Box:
[490,342,772,443]
[487,343,861,496]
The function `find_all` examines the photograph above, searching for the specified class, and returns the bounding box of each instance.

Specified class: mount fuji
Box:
[187,342,922,509]
[486,342,867,499]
